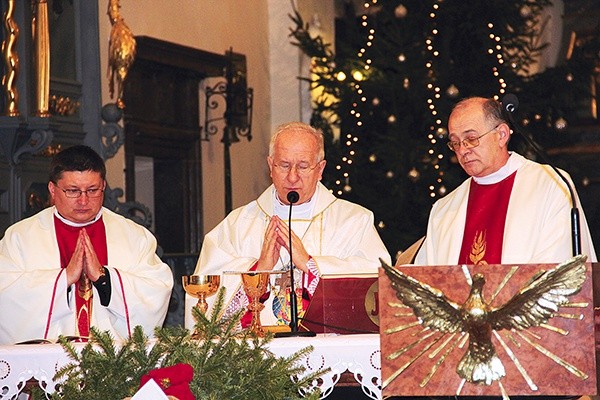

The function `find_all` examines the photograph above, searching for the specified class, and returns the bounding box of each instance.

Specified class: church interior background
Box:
[0,1,599,400]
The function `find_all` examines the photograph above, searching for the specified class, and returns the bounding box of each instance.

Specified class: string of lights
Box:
[331,1,513,201]
[331,1,378,197]
[290,0,595,253]
[424,0,446,199]
[488,22,508,98]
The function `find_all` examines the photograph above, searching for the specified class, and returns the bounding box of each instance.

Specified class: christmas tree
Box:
[290,0,599,255]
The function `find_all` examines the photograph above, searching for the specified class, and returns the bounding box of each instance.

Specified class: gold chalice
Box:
[241,272,271,337]
[182,274,220,315]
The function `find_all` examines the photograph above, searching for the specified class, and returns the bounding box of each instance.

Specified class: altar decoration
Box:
[139,363,195,400]
[37,289,322,400]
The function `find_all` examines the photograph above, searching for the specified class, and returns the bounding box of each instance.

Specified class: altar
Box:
[0,333,381,399]
[4,261,600,400]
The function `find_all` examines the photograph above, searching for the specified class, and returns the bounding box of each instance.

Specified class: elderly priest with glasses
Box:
[193,121,390,329]
[415,96,597,266]
[0,145,173,345]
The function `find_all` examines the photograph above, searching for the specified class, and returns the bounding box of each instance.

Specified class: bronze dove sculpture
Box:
[380,255,588,386]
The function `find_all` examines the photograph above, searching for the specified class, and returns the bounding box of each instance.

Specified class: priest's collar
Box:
[273,189,317,220]
[53,207,103,227]
[472,152,525,185]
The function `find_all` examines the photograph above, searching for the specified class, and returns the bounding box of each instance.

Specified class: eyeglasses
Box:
[55,185,104,198]
[447,124,500,152]
[272,161,320,176]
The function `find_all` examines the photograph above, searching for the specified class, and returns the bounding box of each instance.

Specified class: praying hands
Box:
[65,228,105,285]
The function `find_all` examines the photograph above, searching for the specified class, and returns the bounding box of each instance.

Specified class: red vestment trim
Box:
[458,172,517,265]
[44,268,65,340]
[54,216,108,339]
[114,269,132,337]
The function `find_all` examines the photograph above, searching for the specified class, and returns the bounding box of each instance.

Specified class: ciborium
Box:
[182,274,220,315]
[241,272,271,337]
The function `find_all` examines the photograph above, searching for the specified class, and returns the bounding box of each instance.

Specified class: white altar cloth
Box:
[0,333,381,399]
[268,333,381,399]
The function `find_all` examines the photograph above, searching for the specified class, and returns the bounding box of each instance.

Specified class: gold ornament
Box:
[107,0,137,109]
[446,84,459,98]
[407,167,420,182]
[394,4,408,18]
[554,117,567,130]
[2,0,19,116]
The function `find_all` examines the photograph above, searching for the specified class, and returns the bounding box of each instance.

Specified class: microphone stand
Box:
[275,191,316,338]
[503,95,582,256]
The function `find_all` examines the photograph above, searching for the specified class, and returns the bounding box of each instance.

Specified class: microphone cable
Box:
[502,93,581,256]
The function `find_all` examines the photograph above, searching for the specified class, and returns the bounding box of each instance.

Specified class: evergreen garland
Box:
[42,289,323,400]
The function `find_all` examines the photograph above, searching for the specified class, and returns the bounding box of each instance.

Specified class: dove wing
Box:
[381,259,464,333]
[490,255,588,331]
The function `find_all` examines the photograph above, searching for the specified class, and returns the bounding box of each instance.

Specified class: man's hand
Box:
[256,217,284,271]
[65,229,105,285]
[273,216,310,273]
[65,230,85,286]
[80,229,105,282]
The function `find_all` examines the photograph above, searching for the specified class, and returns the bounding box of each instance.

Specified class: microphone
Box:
[286,191,300,332]
[502,93,519,113]
[275,190,315,337]
[287,190,299,204]
[501,94,582,256]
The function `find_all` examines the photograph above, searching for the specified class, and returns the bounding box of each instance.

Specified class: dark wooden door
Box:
[122,36,226,253]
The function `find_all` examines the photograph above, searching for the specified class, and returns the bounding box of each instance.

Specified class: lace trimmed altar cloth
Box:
[0,333,381,399]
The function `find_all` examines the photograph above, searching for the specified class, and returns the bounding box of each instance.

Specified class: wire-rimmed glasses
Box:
[272,161,320,176]
[447,124,500,152]
[55,185,104,198]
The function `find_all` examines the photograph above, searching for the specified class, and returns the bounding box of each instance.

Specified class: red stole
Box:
[458,172,516,265]
[54,216,108,338]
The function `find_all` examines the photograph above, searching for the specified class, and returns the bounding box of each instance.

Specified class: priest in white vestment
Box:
[415,97,597,266]
[0,145,173,345]
[191,122,390,328]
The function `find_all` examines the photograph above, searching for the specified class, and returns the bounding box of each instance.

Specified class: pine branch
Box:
[52,288,325,399]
